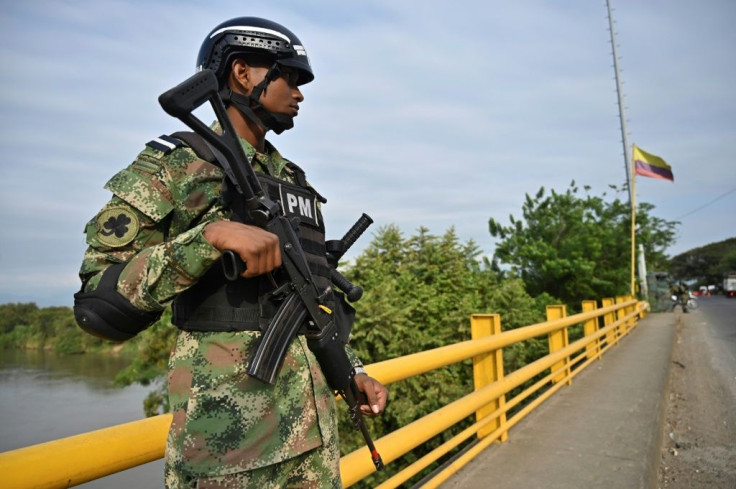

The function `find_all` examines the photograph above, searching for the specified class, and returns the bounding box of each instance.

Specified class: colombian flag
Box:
[633,145,674,182]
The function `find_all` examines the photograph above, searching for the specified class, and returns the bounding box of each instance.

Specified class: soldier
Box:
[74,17,387,489]
[669,281,689,313]
[676,282,690,313]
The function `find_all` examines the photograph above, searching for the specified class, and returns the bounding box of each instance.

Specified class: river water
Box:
[0,349,164,488]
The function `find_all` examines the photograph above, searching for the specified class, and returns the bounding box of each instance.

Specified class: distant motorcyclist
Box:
[670,281,690,313]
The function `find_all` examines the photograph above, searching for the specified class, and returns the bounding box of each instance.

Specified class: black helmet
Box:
[197,17,314,86]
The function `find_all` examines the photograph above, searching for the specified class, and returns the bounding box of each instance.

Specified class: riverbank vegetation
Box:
[0,302,104,355]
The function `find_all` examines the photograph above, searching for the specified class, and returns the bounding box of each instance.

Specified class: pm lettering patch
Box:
[278,184,319,227]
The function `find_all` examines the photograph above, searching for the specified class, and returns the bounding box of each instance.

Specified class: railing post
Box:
[581,300,599,360]
[546,305,571,385]
[615,296,627,336]
[601,297,616,346]
[625,295,636,332]
[471,314,507,441]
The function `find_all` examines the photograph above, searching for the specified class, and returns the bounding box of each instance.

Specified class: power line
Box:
[674,186,736,220]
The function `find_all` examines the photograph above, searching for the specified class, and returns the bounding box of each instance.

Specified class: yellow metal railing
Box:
[340,296,646,487]
[0,414,172,489]
[0,297,647,489]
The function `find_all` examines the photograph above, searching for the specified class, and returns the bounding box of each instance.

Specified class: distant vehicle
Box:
[698,285,716,296]
[724,271,736,298]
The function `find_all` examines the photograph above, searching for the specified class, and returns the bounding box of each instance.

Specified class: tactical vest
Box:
[168,133,332,333]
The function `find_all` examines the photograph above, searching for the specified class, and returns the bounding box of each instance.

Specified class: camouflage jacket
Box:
[78,134,361,476]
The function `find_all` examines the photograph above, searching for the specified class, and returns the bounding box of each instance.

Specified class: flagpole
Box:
[630,144,637,296]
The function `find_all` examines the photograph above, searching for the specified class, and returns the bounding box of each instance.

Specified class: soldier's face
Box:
[249,65,303,119]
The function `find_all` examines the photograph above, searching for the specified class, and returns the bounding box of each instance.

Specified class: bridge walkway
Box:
[443,313,675,489]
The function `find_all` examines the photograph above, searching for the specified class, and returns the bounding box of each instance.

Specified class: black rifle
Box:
[158,69,383,471]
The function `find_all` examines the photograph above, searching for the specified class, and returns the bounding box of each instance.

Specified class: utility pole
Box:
[606,0,632,205]
[606,0,637,296]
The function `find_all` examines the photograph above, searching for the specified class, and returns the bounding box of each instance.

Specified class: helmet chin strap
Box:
[220,63,295,135]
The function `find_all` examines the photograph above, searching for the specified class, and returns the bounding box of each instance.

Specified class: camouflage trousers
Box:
[164,439,342,489]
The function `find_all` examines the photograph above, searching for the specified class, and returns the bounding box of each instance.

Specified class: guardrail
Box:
[0,296,646,489]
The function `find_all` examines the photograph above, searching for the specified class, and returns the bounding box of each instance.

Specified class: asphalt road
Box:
[692,296,736,399]
[658,295,736,488]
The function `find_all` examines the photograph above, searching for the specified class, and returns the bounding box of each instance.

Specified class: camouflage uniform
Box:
[78,133,361,488]
[670,283,690,313]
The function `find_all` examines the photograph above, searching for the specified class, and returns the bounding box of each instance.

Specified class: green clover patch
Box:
[96,207,140,247]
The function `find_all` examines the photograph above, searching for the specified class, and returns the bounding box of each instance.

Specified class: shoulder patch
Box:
[146,134,183,155]
[96,207,140,248]
[132,156,162,174]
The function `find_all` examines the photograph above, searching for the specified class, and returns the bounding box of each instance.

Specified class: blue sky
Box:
[1,0,735,307]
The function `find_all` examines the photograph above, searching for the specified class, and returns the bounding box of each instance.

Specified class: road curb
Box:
[646,313,678,488]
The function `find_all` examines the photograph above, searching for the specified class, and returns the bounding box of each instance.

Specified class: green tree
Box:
[52,311,88,354]
[340,225,547,487]
[635,202,678,272]
[488,182,677,306]
[719,247,736,273]
[30,306,75,349]
[668,237,736,286]
[0,303,39,334]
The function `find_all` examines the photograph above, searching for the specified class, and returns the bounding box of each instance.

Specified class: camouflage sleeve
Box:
[345,344,364,370]
[79,200,222,312]
[78,148,225,312]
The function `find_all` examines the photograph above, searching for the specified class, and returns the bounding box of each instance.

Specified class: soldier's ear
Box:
[228,58,250,93]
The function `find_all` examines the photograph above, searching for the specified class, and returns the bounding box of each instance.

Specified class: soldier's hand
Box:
[354,373,388,417]
[203,220,281,278]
